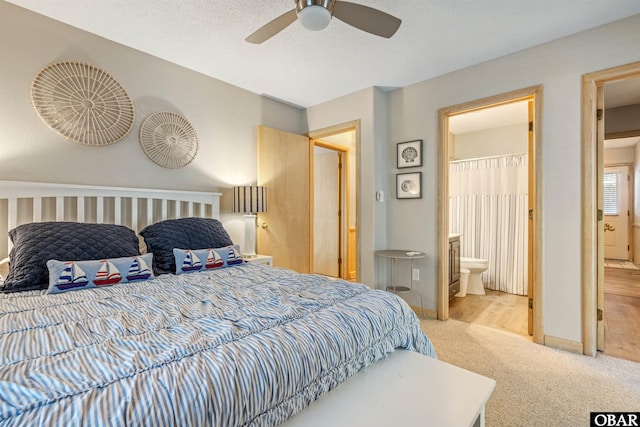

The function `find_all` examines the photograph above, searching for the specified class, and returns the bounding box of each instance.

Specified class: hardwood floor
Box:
[604,267,640,363]
[448,289,529,337]
[447,269,640,363]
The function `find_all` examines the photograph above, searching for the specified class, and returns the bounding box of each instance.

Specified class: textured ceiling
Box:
[6,0,640,108]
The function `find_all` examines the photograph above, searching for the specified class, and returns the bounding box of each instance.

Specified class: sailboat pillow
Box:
[45,253,155,294]
[173,245,244,275]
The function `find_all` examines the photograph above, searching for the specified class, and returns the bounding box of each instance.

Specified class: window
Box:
[603,171,619,215]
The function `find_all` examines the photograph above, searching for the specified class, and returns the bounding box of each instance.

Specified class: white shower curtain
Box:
[449,153,528,295]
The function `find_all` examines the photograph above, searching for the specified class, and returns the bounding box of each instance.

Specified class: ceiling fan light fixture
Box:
[298,5,331,30]
[296,0,334,31]
[247,0,400,44]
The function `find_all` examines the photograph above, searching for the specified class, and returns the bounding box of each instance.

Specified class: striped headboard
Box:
[0,180,222,261]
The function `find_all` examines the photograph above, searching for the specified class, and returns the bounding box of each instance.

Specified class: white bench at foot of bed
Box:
[283,350,495,427]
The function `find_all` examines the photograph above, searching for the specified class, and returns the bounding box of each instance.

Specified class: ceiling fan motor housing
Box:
[296,0,335,30]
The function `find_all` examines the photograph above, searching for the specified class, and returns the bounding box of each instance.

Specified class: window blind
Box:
[603,171,618,215]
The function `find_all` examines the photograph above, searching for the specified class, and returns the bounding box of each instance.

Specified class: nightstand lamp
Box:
[233,185,267,257]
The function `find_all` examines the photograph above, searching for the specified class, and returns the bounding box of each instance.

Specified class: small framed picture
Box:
[397,140,422,168]
[397,172,422,199]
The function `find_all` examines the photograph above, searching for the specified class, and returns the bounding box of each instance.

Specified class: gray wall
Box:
[452,124,528,160]
[385,13,640,343]
[606,104,640,135]
[0,1,306,245]
[306,87,388,287]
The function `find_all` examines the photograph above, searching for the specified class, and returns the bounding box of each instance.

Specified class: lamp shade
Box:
[233,186,267,214]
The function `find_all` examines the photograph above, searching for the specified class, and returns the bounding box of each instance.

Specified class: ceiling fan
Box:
[246,0,402,44]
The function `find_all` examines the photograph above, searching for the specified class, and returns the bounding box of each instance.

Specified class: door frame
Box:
[309,120,361,282]
[312,140,349,279]
[437,85,544,345]
[581,61,640,356]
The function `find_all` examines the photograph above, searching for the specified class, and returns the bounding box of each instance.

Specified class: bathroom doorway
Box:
[447,100,530,336]
[437,86,543,344]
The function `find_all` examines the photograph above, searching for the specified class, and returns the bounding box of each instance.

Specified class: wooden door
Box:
[257,126,311,273]
[603,166,630,260]
[313,148,341,277]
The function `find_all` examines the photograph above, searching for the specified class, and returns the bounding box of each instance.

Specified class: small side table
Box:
[375,250,426,317]
[243,254,273,266]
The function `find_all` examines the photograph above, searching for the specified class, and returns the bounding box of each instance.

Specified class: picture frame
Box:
[397,172,422,199]
[397,139,422,169]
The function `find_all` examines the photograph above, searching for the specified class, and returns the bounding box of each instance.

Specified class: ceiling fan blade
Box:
[333,1,401,38]
[246,9,297,44]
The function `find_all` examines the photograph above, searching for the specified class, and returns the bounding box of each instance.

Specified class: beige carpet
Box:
[420,318,640,427]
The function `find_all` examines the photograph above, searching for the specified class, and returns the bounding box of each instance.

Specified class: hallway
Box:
[604,266,640,363]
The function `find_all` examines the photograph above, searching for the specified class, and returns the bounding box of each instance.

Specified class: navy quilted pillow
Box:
[1,222,140,293]
[140,217,233,275]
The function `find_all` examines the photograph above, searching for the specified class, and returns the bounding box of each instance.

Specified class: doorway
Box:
[310,126,358,281]
[446,100,531,336]
[582,63,640,359]
[437,85,543,344]
[257,122,359,280]
[312,142,349,278]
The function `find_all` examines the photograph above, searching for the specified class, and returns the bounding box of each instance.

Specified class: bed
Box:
[0,181,493,427]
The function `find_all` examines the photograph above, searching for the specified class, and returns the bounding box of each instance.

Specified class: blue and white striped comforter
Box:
[0,263,435,426]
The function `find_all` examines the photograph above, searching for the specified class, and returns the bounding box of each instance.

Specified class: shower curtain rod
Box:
[449,152,527,164]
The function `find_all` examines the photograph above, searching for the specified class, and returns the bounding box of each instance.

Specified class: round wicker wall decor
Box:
[139,112,199,169]
[31,61,134,146]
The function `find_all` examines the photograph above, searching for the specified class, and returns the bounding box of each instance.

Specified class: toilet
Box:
[459,257,489,295]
